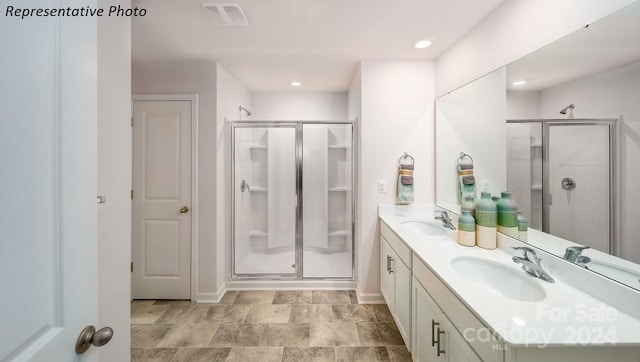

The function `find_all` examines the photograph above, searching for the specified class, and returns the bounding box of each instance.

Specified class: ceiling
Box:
[506,2,640,91]
[131,0,505,92]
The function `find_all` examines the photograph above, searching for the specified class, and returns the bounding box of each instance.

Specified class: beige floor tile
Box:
[131,325,173,348]
[200,305,251,323]
[273,290,313,304]
[290,305,333,323]
[282,347,336,362]
[131,305,171,324]
[170,347,230,362]
[349,291,359,304]
[370,305,394,323]
[156,323,220,348]
[261,323,310,346]
[386,345,412,362]
[155,305,208,324]
[335,346,390,362]
[310,323,360,347]
[226,347,284,362]
[132,348,179,362]
[233,291,276,304]
[245,304,292,323]
[331,305,377,323]
[356,323,405,346]
[131,348,145,362]
[152,300,194,307]
[209,323,266,346]
[312,290,352,304]
[219,291,239,304]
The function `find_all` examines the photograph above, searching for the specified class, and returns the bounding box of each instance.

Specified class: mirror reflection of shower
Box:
[559,104,575,115]
[239,106,252,120]
[506,119,616,255]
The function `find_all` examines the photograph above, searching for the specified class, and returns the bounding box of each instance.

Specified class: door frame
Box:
[131,94,199,301]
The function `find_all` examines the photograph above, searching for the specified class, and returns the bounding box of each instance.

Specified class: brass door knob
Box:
[179,206,189,214]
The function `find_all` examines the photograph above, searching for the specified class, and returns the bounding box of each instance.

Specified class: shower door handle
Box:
[240,180,250,192]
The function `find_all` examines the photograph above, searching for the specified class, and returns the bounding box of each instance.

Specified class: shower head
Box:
[559,104,575,115]
[239,106,251,117]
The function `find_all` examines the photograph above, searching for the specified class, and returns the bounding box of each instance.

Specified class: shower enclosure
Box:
[506,119,616,254]
[229,121,355,279]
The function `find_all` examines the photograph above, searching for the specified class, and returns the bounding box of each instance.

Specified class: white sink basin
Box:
[400,220,447,236]
[451,256,547,302]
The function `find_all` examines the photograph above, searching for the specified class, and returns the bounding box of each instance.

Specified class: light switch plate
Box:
[378,180,386,193]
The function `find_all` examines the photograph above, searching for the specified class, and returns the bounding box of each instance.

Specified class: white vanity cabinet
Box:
[412,276,481,362]
[380,223,412,349]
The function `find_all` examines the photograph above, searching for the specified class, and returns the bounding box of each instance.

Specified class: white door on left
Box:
[0,1,105,360]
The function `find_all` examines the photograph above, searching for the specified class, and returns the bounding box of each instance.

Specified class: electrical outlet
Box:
[378,180,386,193]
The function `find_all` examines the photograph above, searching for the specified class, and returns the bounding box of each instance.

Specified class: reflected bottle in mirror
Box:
[497,191,519,239]
[476,191,497,249]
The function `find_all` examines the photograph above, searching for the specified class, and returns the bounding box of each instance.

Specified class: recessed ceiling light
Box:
[512,80,527,86]
[414,40,432,49]
[290,81,301,87]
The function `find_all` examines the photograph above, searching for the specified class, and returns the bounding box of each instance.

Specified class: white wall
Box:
[357,61,435,300]
[216,65,251,296]
[539,62,640,263]
[507,91,541,120]
[250,92,348,121]
[97,1,131,360]
[435,0,635,96]
[132,61,219,299]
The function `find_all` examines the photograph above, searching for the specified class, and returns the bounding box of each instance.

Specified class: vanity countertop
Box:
[379,204,640,347]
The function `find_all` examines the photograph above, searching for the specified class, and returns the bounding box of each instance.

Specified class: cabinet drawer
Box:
[381,221,412,267]
[413,255,504,362]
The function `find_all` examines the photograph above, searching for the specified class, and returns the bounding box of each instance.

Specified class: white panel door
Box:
[132,100,192,299]
[1,1,103,360]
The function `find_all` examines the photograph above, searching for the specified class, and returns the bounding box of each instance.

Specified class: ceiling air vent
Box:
[202,3,248,26]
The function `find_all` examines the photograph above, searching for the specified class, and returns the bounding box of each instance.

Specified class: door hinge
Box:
[131,190,133,199]
[131,262,133,272]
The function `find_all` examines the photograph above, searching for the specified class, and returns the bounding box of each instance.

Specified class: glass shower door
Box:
[233,126,297,275]
[302,124,354,278]
[547,123,612,253]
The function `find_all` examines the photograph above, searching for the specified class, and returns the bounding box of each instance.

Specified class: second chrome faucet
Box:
[512,246,555,283]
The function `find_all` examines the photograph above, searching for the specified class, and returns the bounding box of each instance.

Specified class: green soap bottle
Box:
[475,191,497,249]
[461,195,476,218]
[497,191,519,238]
[457,209,476,247]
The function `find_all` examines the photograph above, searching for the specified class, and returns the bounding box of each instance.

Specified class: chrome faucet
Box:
[434,210,456,230]
[512,246,555,283]
[564,246,590,263]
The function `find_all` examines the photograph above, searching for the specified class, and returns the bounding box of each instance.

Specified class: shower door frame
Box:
[228,120,357,281]
[506,118,619,254]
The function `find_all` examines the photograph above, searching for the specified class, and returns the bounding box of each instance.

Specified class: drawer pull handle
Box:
[431,320,438,346]
[436,328,446,356]
[387,255,394,274]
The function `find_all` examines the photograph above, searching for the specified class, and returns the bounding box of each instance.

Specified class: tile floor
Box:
[131,290,412,362]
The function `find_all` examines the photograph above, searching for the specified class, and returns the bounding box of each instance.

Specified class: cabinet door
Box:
[412,277,442,362]
[395,257,412,350]
[380,236,395,309]
[441,316,482,362]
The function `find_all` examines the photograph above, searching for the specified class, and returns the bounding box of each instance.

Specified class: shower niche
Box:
[231,122,354,279]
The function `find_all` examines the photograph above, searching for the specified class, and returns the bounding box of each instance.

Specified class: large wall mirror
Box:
[435,2,640,291]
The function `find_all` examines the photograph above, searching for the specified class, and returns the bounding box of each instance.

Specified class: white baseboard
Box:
[356,288,385,304]
[196,284,227,304]
[225,280,356,291]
